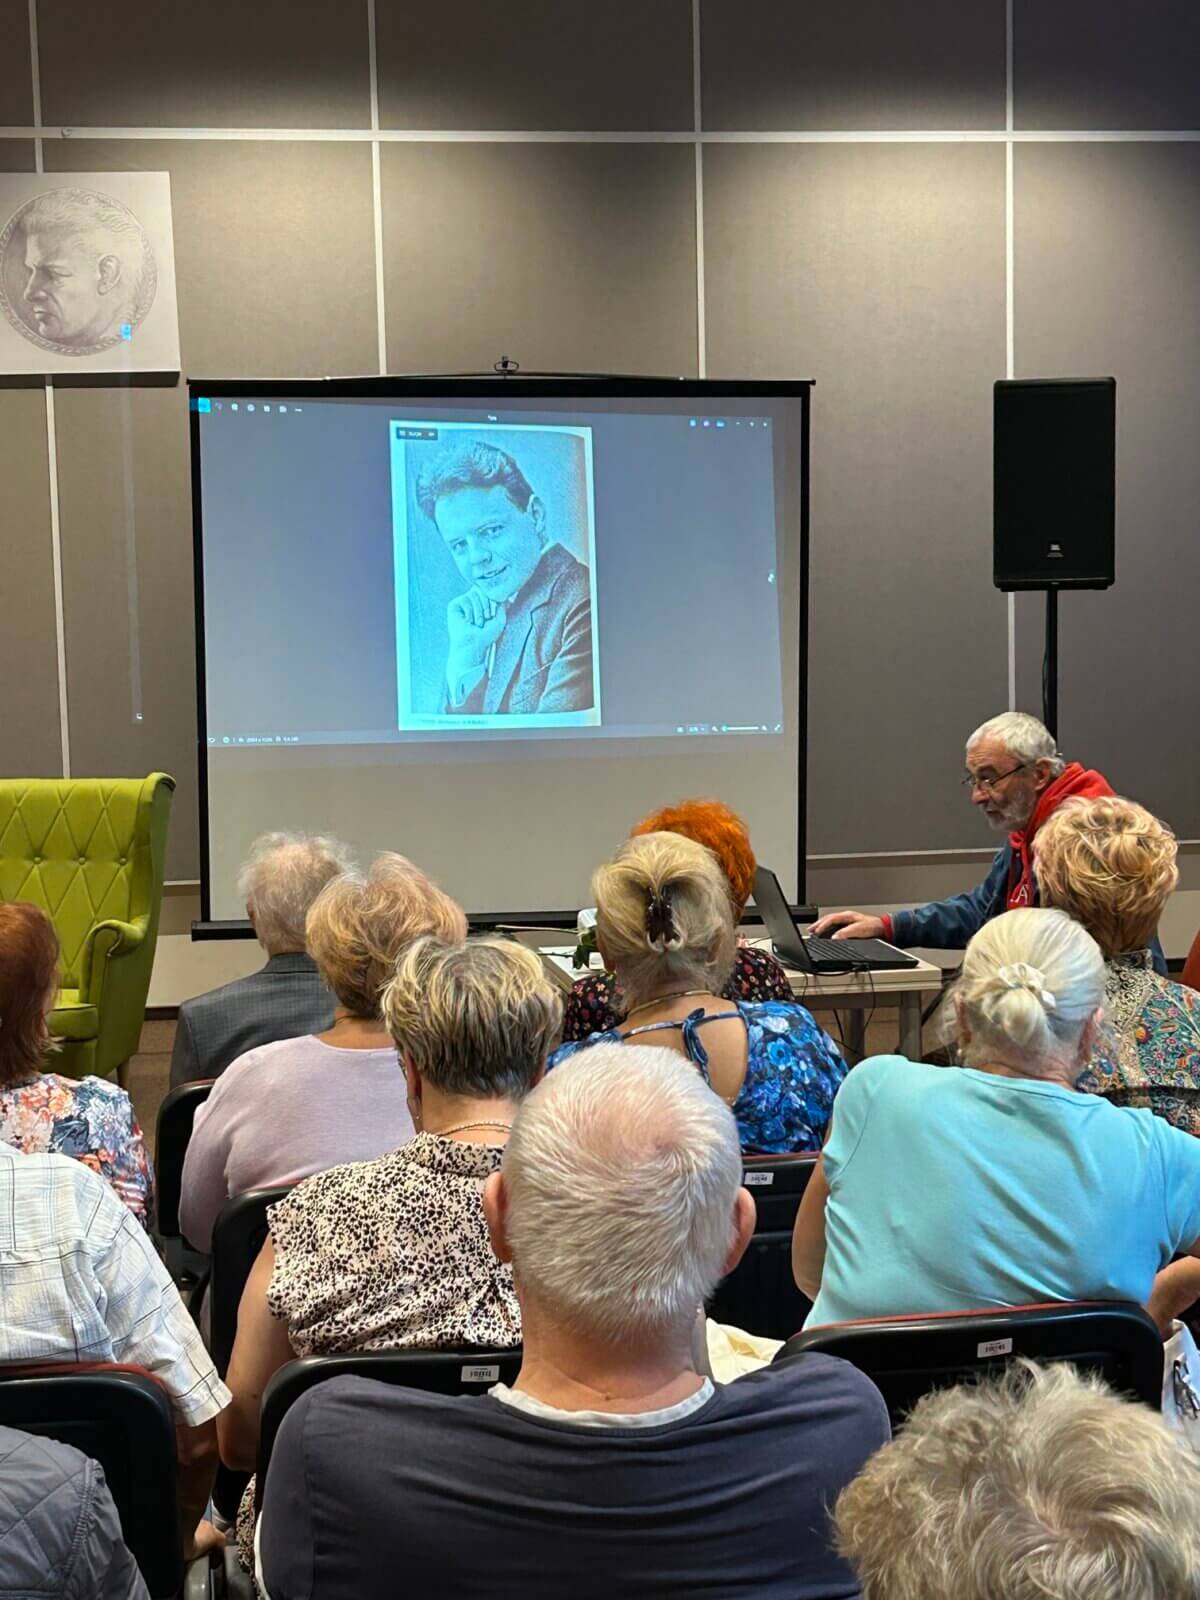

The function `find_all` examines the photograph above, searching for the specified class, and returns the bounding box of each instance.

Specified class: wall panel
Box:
[377,1,694,131]
[1013,142,1200,837]
[0,1,32,125]
[0,385,60,777]
[380,143,698,376]
[705,142,1009,854]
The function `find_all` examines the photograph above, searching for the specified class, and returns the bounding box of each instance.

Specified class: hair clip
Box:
[645,886,678,950]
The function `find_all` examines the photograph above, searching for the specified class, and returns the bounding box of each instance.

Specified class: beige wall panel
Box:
[52,382,199,878]
[37,0,370,128]
[0,384,61,777]
[0,2,33,125]
[45,140,378,377]
[1015,1,1200,129]
[1013,144,1200,838]
[377,0,693,131]
[701,0,1006,131]
[381,143,697,375]
[705,143,1007,855]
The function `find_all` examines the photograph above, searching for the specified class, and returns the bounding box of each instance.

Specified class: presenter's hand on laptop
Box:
[446,586,507,704]
[810,909,887,940]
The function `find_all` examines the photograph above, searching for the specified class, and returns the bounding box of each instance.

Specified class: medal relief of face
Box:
[0,188,157,356]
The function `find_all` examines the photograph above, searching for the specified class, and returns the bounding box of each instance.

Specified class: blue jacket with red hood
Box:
[883,763,1167,973]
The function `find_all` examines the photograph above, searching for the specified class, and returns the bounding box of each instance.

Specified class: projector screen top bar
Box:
[190,374,812,934]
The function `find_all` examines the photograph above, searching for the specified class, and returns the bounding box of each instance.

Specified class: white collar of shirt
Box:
[489,1378,715,1429]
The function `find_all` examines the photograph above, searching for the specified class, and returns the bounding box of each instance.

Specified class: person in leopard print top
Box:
[216,935,561,1568]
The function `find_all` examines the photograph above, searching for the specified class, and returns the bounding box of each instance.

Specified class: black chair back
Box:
[0,1365,182,1598]
[210,1185,292,1378]
[782,1300,1164,1425]
[256,1348,523,1515]
[706,1152,818,1340]
[154,1080,213,1251]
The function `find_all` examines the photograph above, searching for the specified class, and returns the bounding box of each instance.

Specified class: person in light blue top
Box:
[793,907,1200,1331]
[547,830,848,1153]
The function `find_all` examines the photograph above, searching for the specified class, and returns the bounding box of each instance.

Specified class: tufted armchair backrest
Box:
[0,776,172,989]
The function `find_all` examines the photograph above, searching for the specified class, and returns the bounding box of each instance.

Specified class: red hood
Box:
[1018,762,1115,848]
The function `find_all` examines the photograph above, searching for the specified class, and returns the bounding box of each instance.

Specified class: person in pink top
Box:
[180,853,466,1251]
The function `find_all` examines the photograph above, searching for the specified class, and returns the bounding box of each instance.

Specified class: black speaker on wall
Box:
[993,377,1116,591]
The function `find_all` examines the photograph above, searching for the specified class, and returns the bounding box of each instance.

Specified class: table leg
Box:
[898,993,923,1060]
[844,1007,867,1064]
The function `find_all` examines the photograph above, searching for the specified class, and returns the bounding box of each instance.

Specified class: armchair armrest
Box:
[80,915,149,1004]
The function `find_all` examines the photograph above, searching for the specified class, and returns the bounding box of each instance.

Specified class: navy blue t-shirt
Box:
[259,1354,888,1599]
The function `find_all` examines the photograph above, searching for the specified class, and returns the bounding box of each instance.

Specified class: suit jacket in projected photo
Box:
[393,425,600,730]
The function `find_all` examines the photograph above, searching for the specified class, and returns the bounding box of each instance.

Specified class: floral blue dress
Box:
[548,1000,849,1153]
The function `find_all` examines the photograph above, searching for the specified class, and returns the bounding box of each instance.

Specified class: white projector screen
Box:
[191,378,810,924]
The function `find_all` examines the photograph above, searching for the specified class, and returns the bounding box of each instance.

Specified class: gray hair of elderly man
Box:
[966,710,1065,775]
[236,831,356,955]
[499,1044,745,1342]
[835,1360,1200,1600]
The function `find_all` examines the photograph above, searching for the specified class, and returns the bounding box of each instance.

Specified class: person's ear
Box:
[1078,1005,1104,1064]
[482,1171,512,1264]
[527,494,548,541]
[96,253,122,294]
[721,1187,757,1278]
[953,993,971,1050]
[1030,758,1055,794]
[403,1056,422,1108]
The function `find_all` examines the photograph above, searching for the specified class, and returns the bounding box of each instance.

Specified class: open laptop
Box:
[753,866,919,974]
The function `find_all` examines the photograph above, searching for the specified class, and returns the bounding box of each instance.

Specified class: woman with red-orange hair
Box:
[562,799,793,1042]
[0,901,153,1226]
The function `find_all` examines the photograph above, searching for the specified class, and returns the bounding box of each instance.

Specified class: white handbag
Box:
[1162,1320,1200,1453]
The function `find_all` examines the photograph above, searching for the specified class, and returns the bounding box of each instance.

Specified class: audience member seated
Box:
[0,1424,149,1599]
[562,799,792,1041]
[180,853,464,1252]
[1183,924,1200,994]
[0,1145,229,1560]
[1035,795,1200,1134]
[792,907,1200,1330]
[257,1046,890,1599]
[169,831,354,1089]
[550,831,847,1152]
[835,1361,1200,1600]
[0,902,153,1227]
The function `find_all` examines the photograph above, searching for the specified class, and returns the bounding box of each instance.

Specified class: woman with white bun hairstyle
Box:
[792,907,1200,1332]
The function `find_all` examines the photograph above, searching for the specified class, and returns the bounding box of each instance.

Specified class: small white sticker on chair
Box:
[977,1338,1013,1358]
[743,1172,775,1186]
[461,1363,501,1382]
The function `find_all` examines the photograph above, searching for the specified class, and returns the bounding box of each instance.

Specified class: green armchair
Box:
[0,774,174,1082]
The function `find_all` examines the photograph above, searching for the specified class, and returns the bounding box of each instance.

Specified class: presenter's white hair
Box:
[955,907,1104,1069]
[966,710,1065,775]
[502,1045,742,1340]
[835,1360,1200,1600]
[237,831,355,954]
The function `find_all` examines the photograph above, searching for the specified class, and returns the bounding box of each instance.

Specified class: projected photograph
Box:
[0,172,180,374]
[392,422,601,730]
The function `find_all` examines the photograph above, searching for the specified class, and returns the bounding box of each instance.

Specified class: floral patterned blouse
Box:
[0,1072,154,1228]
[562,945,794,1043]
[1076,950,1200,1137]
[549,999,849,1154]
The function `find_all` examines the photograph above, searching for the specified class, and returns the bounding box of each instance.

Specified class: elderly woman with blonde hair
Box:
[550,831,847,1152]
[792,907,1200,1332]
[220,936,560,1564]
[1034,795,1200,1135]
[181,852,465,1251]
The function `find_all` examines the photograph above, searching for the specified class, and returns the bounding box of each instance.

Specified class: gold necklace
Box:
[436,1119,513,1137]
[623,989,712,1021]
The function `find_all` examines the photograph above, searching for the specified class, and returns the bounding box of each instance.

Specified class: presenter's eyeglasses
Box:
[961,762,1028,793]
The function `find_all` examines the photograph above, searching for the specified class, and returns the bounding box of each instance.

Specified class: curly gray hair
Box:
[835,1360,1200,1599]
[966,710,1065,775]
[236,831,356,954]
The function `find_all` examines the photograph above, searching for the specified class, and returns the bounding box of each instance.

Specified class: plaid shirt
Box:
[0,1146,229,1426]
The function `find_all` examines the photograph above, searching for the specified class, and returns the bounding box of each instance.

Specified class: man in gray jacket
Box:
[0,1425,147,1599]
[169,831,354,1087]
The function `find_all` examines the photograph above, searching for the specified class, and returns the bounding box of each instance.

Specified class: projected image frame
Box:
[189,375,811,935]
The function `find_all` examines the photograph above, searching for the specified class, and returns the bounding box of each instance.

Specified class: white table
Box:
[745,938,945,1062]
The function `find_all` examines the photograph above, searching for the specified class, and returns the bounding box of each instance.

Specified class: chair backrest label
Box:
[977,1338,1013,1358]
[743,1171,775,1186]
[461,1363,501,1382]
